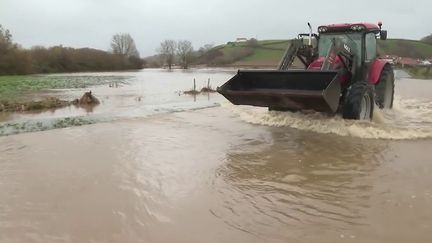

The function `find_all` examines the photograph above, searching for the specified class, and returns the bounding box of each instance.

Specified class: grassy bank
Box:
[195,40,288,67]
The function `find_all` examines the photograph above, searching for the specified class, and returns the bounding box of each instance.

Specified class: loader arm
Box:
[321,37,357,77]
[278,35,318,70]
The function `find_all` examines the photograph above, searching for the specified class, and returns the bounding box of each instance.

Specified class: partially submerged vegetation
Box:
[72,91,100,105]
[0,91,101,112]
[183,78,216,95]
[200,87,216,93]
[0,97,70,112]
[183,89,200,95]
[0,74,111,112]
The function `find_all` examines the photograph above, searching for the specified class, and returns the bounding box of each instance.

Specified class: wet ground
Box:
[0,69,432,243]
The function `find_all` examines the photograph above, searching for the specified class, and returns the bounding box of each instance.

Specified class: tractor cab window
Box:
[365,32,377,61]
[318,33,361,63]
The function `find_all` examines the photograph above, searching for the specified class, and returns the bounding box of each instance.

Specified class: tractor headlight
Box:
[318,27,328,33]
[351,25,365,31]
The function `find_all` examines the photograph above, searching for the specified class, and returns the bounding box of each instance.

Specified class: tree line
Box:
[0,25,144,75]
[1,23,257,74]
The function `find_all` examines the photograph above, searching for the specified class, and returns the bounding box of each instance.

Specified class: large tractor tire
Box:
[375,65,395,109]
[342,82,375,120]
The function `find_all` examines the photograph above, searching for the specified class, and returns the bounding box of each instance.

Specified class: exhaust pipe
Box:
[307,22,312,46]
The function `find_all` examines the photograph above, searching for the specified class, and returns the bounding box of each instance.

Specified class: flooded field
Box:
[1,69,432,243]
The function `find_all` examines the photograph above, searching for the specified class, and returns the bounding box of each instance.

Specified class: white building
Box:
[420,60,431,66]
[236,38,248,43]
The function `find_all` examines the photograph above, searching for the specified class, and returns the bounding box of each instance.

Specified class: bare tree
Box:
[157,40,176,69]
[177,40,194,69]
[110,33,139,57]
[0,24,12,44]
[0,24,13,53]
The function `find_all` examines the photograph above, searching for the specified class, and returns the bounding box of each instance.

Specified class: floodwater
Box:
[1,69,432,243]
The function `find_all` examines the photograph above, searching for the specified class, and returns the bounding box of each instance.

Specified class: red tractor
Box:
[218,22,394,120]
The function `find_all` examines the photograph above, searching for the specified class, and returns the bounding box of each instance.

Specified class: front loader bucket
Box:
[217,70,341,113]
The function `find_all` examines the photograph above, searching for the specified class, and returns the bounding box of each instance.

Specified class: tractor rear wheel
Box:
[342,82,374,120]
[375,65,395,109]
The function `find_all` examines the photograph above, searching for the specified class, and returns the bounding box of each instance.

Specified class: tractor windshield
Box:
[318,33,362,58]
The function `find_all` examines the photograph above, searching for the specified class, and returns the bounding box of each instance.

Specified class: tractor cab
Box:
[316,23,386,66]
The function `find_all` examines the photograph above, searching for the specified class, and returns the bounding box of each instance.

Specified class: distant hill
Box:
[196,39,432,68]
[195,40,288,67]
[377,39,432,58]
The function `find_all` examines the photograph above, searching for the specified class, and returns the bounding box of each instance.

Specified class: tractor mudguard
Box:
[368,59,390,85]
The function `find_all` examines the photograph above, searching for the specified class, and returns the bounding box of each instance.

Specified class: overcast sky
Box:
[1,0,431,56]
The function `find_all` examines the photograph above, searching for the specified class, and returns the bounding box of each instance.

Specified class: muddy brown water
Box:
[1,69,432,243]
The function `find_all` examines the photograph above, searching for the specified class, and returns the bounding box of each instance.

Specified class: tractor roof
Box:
[318,23,380,33]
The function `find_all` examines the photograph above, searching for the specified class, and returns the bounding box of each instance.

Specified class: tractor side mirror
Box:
[380,30,388,40]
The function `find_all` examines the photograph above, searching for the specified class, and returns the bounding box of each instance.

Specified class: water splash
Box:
[223,96,432,140]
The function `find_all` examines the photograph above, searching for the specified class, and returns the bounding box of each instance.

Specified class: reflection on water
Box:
[213,129,389,240]
[1,69,432,243]
[0,112,12,122]
[0,107,431,242]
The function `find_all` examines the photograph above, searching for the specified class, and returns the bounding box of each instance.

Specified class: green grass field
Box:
[220,40,289,66]
[0,75,129,101]
[378,39,432,58]
[240,48,284,63]
[243,40,289,62]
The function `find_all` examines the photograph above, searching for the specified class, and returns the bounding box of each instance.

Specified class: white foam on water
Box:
[222,96,432,140]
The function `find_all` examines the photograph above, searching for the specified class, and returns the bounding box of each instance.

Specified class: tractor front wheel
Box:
[375,65,395,109]
[342,82,374,120]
